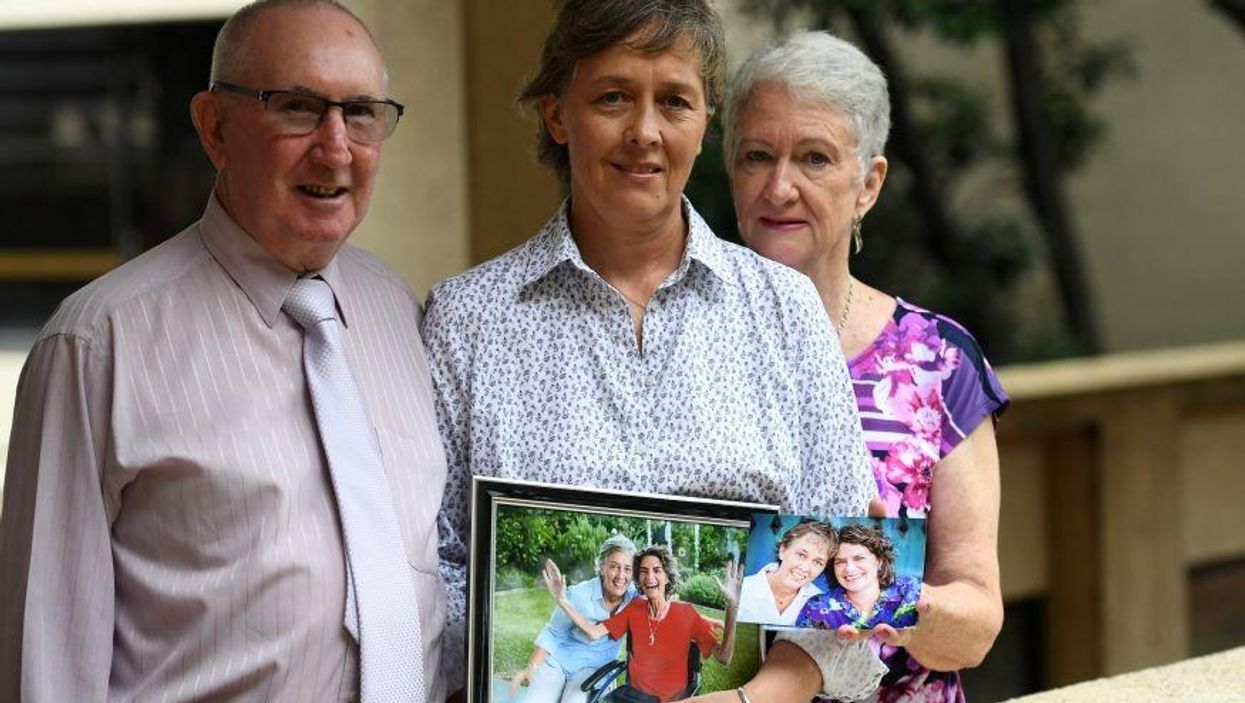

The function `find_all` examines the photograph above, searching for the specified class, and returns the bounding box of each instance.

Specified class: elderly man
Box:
[0,1,445,701]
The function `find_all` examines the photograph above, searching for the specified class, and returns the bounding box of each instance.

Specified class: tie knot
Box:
[283,277,338,330]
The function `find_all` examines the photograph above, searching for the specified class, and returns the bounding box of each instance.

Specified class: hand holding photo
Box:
[738,514,926,632]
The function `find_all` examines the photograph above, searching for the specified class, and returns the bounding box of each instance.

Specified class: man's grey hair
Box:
[209,0,383,85]
[595,533,638,570]
[723,30,891,175]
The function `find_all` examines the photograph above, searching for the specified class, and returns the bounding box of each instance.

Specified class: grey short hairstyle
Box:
[724,30,891,175]
[595,533,638,570]
[209,0,382,85]
[518,0,726,183]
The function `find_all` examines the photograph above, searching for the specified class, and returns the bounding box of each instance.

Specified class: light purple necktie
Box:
[283,276,426,703]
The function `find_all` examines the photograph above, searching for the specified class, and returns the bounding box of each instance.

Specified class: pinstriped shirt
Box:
[0,196,448,702]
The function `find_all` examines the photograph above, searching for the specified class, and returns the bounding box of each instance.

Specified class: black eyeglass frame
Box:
[209,81,405,142]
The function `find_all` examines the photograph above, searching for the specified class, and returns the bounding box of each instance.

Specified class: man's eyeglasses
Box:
[210,81,404,143]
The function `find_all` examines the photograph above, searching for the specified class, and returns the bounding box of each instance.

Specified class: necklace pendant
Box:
[648,632,655,646]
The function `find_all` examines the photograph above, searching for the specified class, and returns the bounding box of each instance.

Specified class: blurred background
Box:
[0,0,1242,699]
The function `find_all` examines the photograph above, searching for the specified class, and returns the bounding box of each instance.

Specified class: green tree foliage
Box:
[494,507,747,584]
[689,0,1132,361]
[680,573,727,610]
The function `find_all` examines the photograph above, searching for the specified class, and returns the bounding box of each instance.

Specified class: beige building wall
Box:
[1071,0,1245,353]
[462,0,563,262]
[342,0,471,298]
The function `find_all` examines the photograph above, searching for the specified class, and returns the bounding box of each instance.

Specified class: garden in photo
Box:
[489,504,761,701]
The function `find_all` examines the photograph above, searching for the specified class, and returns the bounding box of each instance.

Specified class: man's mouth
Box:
[298,184,348,199]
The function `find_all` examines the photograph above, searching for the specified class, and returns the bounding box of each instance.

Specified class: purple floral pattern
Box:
[836,299,1009,703]
[796,576,923,631]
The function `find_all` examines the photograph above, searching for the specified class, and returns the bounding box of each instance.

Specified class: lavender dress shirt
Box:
[0,196,448,702]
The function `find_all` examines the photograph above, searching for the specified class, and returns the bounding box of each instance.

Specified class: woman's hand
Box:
[833,622,917,648]
[715,559,743,613]
[542,564,611,641]
[542,559,568,604]
[509,664,535,695]
[832,584,927,645]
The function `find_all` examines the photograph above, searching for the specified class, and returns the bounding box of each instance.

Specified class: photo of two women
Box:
[738,515,926,635]
[490,505,760,703]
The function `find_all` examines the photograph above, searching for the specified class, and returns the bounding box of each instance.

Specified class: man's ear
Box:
[539,94,568,145]
[190,91,228,171]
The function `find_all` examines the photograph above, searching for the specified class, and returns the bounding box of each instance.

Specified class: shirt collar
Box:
[197,193,353,329]
[520,196,736,292]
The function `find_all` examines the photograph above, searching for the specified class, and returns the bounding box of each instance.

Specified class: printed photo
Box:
[738,514,926,632]
[468,477,778,703]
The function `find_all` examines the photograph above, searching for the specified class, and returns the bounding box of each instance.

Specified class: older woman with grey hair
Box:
[424,1,881,700]
[512,534,639,703]
[721,30,1010,703]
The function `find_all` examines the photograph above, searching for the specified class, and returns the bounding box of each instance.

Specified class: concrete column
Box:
[1099,388,1188,673]
[345,0,471,298]
[462,0,564,263]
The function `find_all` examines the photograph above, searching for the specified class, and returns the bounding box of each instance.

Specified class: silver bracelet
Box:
[736,686,754,703]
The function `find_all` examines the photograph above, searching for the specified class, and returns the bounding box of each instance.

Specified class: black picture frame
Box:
[467,476,780,703]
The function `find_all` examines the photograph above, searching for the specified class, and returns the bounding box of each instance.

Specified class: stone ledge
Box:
[1003,646,1245,702]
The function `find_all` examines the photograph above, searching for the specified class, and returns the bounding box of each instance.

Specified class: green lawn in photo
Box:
[492,587,761,694]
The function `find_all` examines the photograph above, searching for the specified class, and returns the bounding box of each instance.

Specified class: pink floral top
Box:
[844,299,1008,703]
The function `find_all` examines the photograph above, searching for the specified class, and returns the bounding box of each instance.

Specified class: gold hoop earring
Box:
[852,216,863,255]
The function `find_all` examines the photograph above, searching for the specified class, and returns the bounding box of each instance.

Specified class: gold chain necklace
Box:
[836,276,855,334]
[646,600,669,646]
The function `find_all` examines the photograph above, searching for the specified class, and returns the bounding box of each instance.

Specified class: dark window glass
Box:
[1190,557,1245,656]
[961,598,1045,702]
[0,20,218,332]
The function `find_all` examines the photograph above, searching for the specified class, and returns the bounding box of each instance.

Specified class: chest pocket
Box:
[376,428,447,574]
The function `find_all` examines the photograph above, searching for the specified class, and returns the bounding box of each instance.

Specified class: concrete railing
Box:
[993,340,1245,687]
[1001,645,1243,702]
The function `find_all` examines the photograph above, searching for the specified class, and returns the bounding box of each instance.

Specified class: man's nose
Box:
[310,107,353,164]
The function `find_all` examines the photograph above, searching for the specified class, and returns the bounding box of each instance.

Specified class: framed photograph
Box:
[739,514,926,631]
[468,477,779,703]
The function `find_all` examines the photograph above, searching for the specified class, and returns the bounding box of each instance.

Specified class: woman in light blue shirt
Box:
[512,535,639,702]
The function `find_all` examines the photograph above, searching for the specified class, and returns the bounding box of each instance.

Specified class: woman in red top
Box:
[544,545,741,702]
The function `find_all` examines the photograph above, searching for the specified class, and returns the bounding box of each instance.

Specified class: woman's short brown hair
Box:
[776,520,837,566]
[517,0,725,182]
